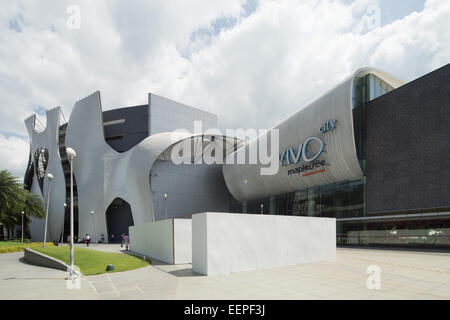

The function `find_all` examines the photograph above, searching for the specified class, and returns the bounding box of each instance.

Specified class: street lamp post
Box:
[21,211,24,243]
[90,210,95,244]
[61,202,67,245]
[43,173,54,247]
[66,147,76,279]
[164,193,168,220]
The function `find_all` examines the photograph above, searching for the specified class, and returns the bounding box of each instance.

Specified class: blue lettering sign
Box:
[319,120,337,133]
[279,137,324,166]
[279,119,336,167]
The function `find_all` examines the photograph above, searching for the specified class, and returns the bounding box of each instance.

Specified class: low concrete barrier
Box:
[24,248,70,272]
[173,219,192,264]
[192,212,336,275]
[129,218,192,264]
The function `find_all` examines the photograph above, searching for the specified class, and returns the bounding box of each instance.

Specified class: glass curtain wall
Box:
[230,179,366,219]
[353,73,394,173]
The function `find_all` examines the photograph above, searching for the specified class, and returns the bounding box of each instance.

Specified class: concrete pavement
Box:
[0,252,96,300]
[1,245,449,299]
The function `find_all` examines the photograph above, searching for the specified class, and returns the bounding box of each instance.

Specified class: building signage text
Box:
[279,120,337,176]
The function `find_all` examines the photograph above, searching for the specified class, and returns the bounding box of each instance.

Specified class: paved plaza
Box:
[0,245,449,300]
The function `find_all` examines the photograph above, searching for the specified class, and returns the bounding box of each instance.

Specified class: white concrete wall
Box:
[129,218,192,264]
[173,219,192,264]
[192,212,336,275]
[129,219,174,264]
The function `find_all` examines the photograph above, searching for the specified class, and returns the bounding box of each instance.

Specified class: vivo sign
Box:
[279,120,337,167]
[279,137,324,166]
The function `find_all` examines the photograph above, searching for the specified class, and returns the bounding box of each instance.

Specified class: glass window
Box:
[292,190,308,216]
[369,74,375,101]
[320,184,335,217]
[348,180,364,218]
[335,182,350,219]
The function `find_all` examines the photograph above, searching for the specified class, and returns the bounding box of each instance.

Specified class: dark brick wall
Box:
[366,64,450,214]
[103,105,149,152]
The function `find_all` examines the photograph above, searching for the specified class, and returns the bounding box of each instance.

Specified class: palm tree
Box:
[21,189,45,220]
[0,170,23,239]
[17,189,46,240]
[0,170,45,239]
[0,212,20,239]
[0,170,22,212]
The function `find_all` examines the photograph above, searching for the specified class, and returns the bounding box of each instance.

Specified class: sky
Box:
[0,0,449,178]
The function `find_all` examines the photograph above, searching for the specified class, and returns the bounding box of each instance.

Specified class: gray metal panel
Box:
[151,162,230,220]
[223,68,403,201]
[149,93,217,135]
[64,92,111,240]
[27,172,45,241]
[103,105,149,152]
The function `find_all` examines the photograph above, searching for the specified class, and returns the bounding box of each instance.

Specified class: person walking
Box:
[101,233,105,243]
[123,234,129,251]
[111,233,114,243]
[67,235,71,246]
[85,233,91,247]
[121,233,124,248]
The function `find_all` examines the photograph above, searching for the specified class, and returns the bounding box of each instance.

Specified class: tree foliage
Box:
[0,170,22,213]
[0,169,45,238]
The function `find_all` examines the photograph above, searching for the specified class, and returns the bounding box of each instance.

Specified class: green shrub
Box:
[0,241,54,254]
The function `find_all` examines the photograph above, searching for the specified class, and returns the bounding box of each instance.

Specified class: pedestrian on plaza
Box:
[101,233,105,243]
[123,234,129,251]
[86,233,91,247]
[111,234,114,243]
[121,233,124,247]
[67,235,71,246]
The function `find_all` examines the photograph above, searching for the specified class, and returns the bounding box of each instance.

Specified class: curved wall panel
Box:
[223,68,403,201]
[64,92,111,240]
[64,91,231,240]
[24,108,66,241]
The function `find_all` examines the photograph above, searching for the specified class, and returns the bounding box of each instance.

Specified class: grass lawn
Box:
[0,240,53,254]
[33,246,150,275]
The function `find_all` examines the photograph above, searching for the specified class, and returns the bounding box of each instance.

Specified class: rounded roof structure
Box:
[223,68,404,201]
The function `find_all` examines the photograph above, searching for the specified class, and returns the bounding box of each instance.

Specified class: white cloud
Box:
[0,134,29,178]
[170,0,450,129]
[0,0,449,177]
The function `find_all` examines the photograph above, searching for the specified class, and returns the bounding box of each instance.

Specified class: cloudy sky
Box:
[0,0,449,178]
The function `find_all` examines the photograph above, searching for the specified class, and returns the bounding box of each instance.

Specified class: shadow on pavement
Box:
[11,257,68,280]
[144,257,204,278]
[167,268,201,278]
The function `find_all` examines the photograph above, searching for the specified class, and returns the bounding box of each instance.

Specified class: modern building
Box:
[24,64,450,248]
[225,64,450,248]
[24,93,240,243]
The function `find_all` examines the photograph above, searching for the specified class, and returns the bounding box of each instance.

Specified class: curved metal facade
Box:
[26,91,237,241]
[24,108,66,241]
[24,67,405,241]
[222,68,403,201]
[64,92,228,238]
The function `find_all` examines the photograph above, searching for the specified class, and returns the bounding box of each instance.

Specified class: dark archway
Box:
[105,198,134,243]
